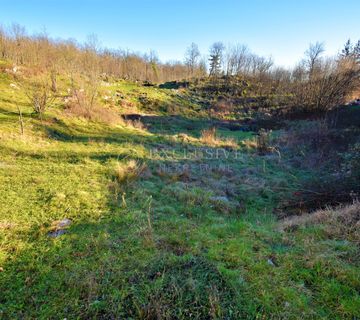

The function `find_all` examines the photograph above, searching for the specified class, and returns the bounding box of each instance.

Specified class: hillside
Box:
[0,60,359,319]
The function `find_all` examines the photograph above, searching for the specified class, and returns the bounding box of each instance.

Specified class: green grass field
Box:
[0,69,359,319]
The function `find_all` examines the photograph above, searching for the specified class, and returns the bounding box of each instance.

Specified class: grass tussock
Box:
[109,159,147,204]
[112,159,146,185]
[200,126,217,144]
[200,127,237,148]
[241,137,258,149]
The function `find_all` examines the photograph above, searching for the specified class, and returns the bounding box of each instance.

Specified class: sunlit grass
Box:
[0,72,359,319]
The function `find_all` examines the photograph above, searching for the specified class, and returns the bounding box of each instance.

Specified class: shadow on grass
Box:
[140,114,256,137]
[0,106,34,119]
[0,182,248,318]
[0,97,30,109]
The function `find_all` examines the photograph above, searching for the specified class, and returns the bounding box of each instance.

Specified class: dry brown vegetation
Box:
[200,127,217,144]
[112,160,147,186]
[124,119,146,130]
[2,23,359,119]
[108,160,147,206]
[21,74,55,118]
[64,101,123,125]
[200,127,237,148]
[0,24,201,83]
[280,202,360,244]
[194,41,360,119]
[277,113,360,215]
[289,55,360,113]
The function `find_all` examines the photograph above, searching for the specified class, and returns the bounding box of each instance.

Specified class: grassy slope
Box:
[0,69,359,319]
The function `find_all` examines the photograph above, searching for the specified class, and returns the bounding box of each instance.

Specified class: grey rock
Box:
[56,218,72,228]
[267,258,275,266]
[48,218,72,238]
[210,196,230,203]
[48,229,67,238]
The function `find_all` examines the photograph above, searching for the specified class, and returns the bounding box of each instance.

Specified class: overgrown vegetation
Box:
[277,110,360,215]
[0,27,359,319]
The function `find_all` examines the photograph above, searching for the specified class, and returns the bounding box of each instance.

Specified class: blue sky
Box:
[0,0,359,67]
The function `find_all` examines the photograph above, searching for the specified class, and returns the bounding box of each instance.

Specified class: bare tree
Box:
[225,44,251,76]
[9,23,26,64]
[0,24,195,83]
[70,71,100,119]
[251,55,273,76]
[23,75,55,120]
[0,26,6,59]
[185,42,201,77]
[291,52,360,112]
[224,44,273,77]
[10,85,24,135]
[305,42,325,78]
[17,103,24,135]
[198,56,208,76]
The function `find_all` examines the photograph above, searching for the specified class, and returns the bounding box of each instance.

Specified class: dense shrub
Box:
[278,118,360,215]
[289,58,360,113]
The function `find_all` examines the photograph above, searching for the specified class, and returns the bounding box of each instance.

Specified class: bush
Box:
[289,58,360,113]
[256,129,272,154]
[24,75,55,118]
[65,74,123,124]
[109,160,147,198]
[278,119,360,215]
[69,73,98,116]
[210,96,234,116]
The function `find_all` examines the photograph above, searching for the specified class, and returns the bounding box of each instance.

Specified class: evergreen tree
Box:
[353,40,360,63]
[341,39,352,57]
[209,42,224,76]
[340,39,360,64]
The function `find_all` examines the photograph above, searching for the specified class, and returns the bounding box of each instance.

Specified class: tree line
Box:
[0,24,200,82]
[191,39,360,113]
[1,23,359,114]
